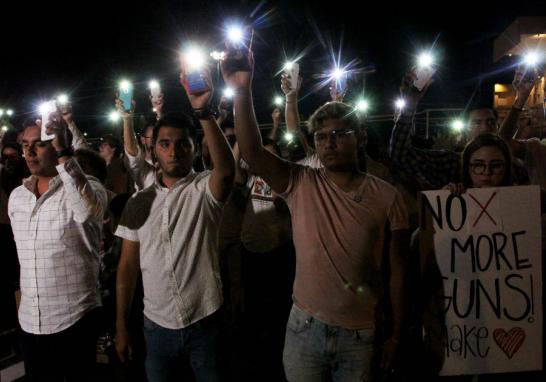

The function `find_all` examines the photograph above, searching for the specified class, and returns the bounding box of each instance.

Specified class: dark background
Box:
[0,0,544,137]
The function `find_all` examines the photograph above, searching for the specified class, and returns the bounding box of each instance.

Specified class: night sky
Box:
[1,0,544,138]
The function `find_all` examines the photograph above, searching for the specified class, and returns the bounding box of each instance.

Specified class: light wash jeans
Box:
[283,304,376,382]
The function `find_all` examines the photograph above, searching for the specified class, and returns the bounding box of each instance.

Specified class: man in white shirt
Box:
[115,69,235,381]
[8,114,107,382]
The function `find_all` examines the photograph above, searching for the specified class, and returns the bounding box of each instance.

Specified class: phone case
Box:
[40,100,57,142]
[119,87,133,111]
[414,66,436,91]
[285,63,300,90]
[185,72,209,94]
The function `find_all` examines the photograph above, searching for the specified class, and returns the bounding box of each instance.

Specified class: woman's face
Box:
[469,146,506,188]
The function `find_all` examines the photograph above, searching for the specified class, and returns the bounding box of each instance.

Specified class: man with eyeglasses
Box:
[222,52,410,381]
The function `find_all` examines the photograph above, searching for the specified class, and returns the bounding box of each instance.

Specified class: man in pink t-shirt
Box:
[222,53,410,381]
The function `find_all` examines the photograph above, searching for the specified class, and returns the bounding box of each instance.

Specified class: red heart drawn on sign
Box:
[493,328,526,359]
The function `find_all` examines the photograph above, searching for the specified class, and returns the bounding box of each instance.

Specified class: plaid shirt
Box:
[389,113,460,189]
[8,158,107,334]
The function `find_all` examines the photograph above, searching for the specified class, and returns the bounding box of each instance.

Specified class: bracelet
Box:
[193,107,215,120]
[56,148,73,159]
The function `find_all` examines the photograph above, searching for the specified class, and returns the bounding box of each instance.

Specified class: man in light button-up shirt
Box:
[115,69,235,382]
[8,118,107,382]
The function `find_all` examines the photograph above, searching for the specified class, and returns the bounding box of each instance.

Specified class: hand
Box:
[220,50,254,92]
[115,328,133,366]
[443,182,466,195]
[400,69,433,110]
[115,97,135,120]
[58,103,73,124]
[281,73,302,102]
[150,93,164,119]
[41,112,72,152]
[272,108,281,124]
[512,65,538,109]
[380,336,400,371]
[329,85,346,102]
[179,68,214,110]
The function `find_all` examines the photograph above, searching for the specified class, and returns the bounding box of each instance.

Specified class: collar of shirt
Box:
[22,175,62,197]
[154,169,196,191]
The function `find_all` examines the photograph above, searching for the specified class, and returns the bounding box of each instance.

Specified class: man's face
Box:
[313,119,360,171]
[140,125,154,152]
[21,126,58,177]
[153,126,194,178]
[468,109,497,139]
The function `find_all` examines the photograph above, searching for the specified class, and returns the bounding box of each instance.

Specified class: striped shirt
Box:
[8,158,107,334]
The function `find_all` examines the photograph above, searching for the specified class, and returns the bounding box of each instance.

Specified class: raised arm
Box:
[499,65,539,157]
[388,71,458,188]
[281,74,310,154]
[180,69,235,202]
[221,52,292,194]
[116,98,139,157]
[49,117,107,223]
[59,103,88,150]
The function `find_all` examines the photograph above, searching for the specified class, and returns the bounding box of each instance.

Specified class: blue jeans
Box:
[283,304,376,382]
[143,311,223,382]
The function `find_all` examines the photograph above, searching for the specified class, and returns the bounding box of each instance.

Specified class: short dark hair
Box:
[153,112,196,144]
[22,117,39,130]
[307,102,361,134]
[1,141,23,157]
[74,148,107,183]
[461,133,512,188]
[464,103,498,122]
[100,134,122,157]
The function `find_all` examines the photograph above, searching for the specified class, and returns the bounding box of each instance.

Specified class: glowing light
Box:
[331,67,345,80]
[395,98,406,110]
[39,102,56,115]
[451,119,465,132]
[284,61,294,71]
[523,51,542,66]
[210,51,226,60]
[149,80,160,91]
[109,110,120,123]
[0,109,3,117]
[417,52,434,68]
[284,132,294,142]
[223,88,235,98]
[119,80,132,92]
[355,99,369,112]
[184,47,206,70]
[1,126,8,132]
[227,25,243,43]
[274,96,283,106]
[84,132,88,137]
[57,94,69,105]
[6,109,13,116]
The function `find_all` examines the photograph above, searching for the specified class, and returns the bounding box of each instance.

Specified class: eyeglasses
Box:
[469,160,505,175]
[313,129,355,145]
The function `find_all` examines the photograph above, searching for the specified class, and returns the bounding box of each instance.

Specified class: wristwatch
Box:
[56,148,73,158]
[193,106,215,120]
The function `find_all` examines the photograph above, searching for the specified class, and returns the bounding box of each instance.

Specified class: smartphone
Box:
[185,71,209,95]
[223,29,253,76]
[119,84,133,112]
[40,100,57,142]
[284,63,300,90]
[150,83,161,99]
[413,66,436,91]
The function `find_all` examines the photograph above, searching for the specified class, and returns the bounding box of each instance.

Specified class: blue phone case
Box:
[119,88,133,111]
[186,72,208,94]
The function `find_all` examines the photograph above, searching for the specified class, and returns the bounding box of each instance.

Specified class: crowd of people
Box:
[0,44,544,382]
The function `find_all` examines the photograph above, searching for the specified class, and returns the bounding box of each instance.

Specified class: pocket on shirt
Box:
[286,304,313,334]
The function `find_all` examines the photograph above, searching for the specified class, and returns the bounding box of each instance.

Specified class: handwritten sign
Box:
[419,186,542,375]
